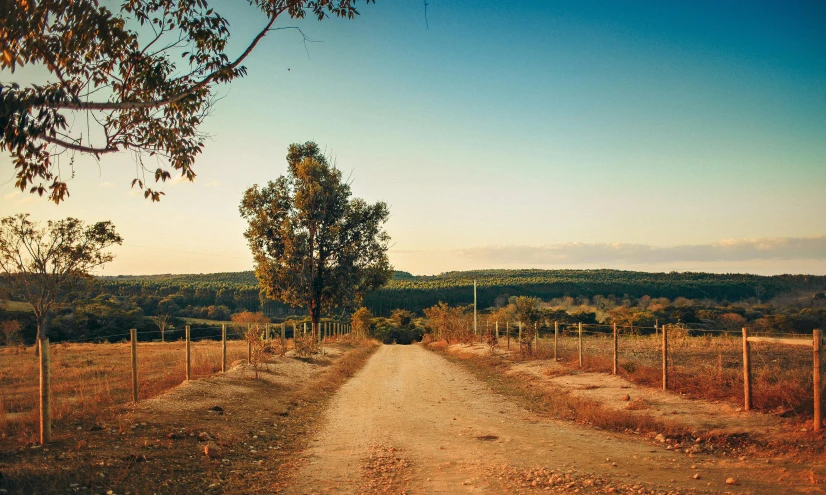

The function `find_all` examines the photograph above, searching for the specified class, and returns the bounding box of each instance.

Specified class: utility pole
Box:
[473,279,478,336]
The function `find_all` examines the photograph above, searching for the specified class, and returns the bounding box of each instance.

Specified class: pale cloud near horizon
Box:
[2,190,35,204]
[203,179,221,188]
[452,236,826,265]
[99,181,115,188]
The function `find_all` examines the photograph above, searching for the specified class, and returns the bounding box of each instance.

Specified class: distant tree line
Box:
[92,269,826,319]
[3,269,825,344]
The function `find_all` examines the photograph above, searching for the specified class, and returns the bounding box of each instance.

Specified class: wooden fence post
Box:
[507,322,510,349]
[814,329,822,431]
[221,324,227,373]
[578,322,583,367]
[518,322,522,343]
[495,321,499,340]
[741,327,752,411]
[534,322,538,349]
[613,323,618,375]
[39,337,51,444]
[662,324,668,391]
[131,328,139,402]
[185,325,191,381]
[281,322,286,341]
[554,321,558,361]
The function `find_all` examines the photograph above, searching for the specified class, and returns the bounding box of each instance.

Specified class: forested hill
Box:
[98,269,826,316]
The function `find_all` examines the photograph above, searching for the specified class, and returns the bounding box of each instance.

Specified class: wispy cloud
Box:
[3,190,21,201]
[454,236,826,265]
[99,181,115,188]
[203,179,221,188]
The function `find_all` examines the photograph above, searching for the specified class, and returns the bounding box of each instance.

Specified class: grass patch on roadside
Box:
[0,339,381,495]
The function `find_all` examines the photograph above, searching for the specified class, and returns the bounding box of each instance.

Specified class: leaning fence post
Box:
[814,329,822,431]
[221,324,227,373]
[741,327,752,410]
[578,322,583,367]
[131,328,139,402]
[39,336,51,444]
[662,324,668,391]
[554,321,558,361]
[613,323,618,375]
[185,325,191,381]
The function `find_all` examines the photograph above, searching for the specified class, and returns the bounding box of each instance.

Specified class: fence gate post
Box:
[185,325,191,381]
[39,337,51,444]
[554,322,558,361]
[613,323,618,375]
[578,322,583,367]
[221,324,227,373]
[662,324,668,391]
[131,328,139,402]
[814,329,822,431]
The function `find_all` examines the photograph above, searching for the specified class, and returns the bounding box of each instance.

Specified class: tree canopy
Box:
[239,141,392,340]
[1,0,373,203]
[0,214,123,338]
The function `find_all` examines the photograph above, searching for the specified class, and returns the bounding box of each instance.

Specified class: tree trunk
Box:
[161,325,165,343]
[37,316,51,444]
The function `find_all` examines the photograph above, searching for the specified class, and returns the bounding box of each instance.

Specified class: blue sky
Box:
[2,0,825,275]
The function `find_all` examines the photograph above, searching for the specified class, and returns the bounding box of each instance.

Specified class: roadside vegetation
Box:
[0,339,380,494]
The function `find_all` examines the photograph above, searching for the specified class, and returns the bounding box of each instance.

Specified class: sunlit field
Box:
[524,330,817,416]
[0,340,249,443]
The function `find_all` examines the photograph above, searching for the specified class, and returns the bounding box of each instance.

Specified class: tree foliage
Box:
[239,141,392,340]
[423,301,472,342]
[0,214,122,338]
[1,0,374,202]
[350,306,372,339]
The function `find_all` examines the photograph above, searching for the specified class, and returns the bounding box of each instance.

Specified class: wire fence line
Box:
[0,322,354,440]
[461,320,823,429]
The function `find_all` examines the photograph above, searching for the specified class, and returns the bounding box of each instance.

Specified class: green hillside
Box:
[97,269,826,316]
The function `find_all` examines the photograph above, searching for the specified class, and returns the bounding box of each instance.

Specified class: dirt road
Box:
[289,345,819,495]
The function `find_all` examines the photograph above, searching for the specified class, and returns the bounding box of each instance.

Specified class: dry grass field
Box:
[0,339,249,443]
[543,331,817,416]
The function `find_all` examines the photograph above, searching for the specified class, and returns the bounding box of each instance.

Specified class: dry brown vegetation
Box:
[545,331,817,417]
[432,333,826,459]
[0,339,249,443]
[0,339,379,494]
